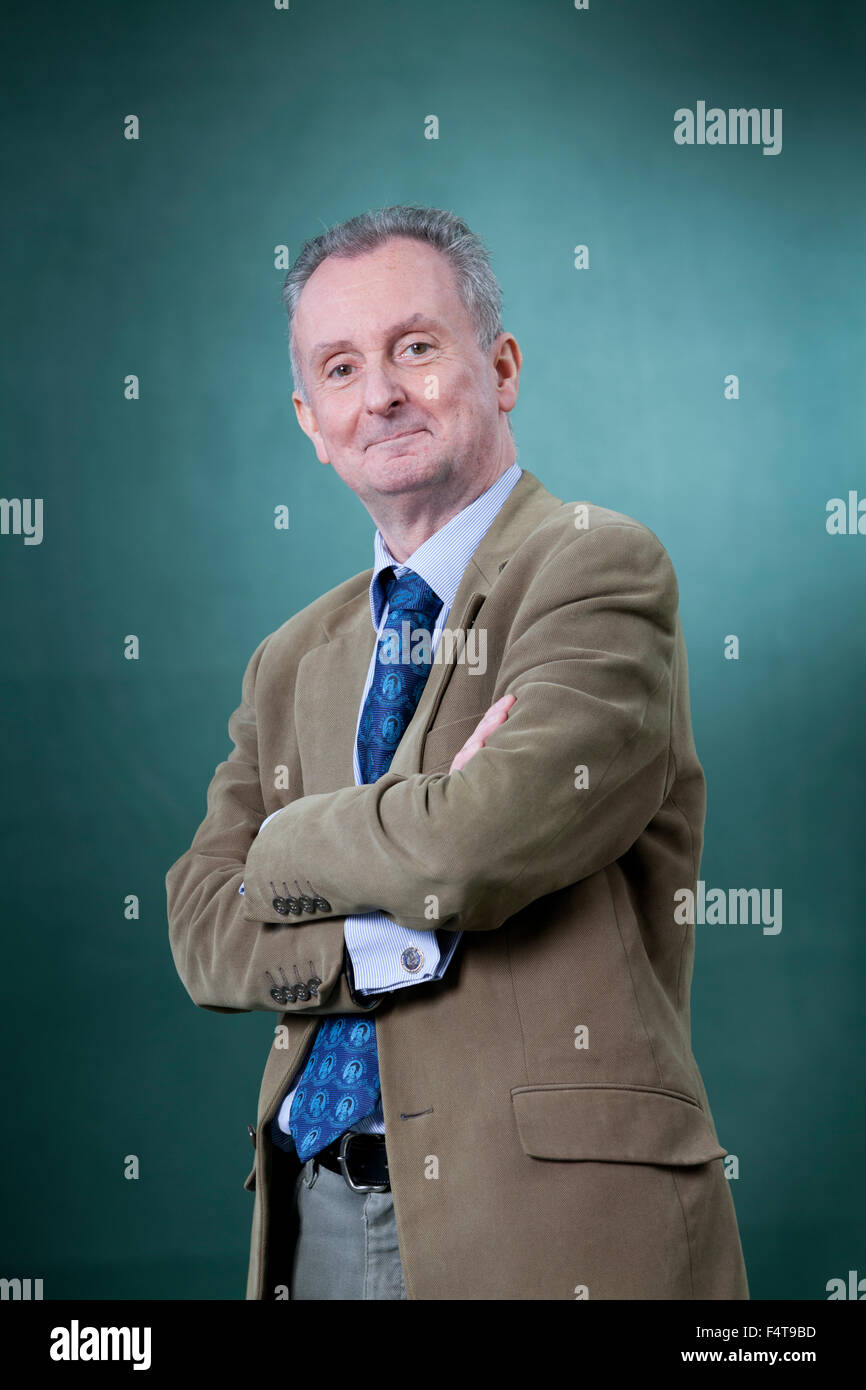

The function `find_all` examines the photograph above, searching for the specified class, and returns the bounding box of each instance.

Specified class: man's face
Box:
[290,236,518,508]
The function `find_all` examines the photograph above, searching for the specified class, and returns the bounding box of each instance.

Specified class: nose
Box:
[362,356,408,418]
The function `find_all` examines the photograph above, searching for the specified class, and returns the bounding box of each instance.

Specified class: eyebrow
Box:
[309,313,442,369]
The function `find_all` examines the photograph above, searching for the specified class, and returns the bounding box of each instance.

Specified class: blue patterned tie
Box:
[286,568,444,1162]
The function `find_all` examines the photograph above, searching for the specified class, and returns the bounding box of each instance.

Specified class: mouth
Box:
[368,429,425,449]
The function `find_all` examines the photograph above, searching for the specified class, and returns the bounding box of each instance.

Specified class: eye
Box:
[327,342,433,379]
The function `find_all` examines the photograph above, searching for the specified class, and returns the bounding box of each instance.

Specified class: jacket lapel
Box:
[306,468,564,788]
[295,590,374,794]
[389,468,564,775]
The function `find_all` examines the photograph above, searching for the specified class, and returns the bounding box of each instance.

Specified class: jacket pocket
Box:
[510,1083,727,1166]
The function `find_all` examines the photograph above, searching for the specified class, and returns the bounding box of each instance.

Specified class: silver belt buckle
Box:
[338,1131,389,1193]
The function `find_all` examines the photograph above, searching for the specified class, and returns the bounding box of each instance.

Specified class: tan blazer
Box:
[167,468,749,1300]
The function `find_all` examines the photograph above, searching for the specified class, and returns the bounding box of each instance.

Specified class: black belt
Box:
[312,1131,390,1193]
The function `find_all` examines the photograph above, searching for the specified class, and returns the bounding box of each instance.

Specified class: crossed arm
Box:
[239,523,679,937]
[168,522,678,1012]
[167,626,512,1019]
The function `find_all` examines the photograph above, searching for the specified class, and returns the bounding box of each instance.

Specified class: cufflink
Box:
[400,946,424,973]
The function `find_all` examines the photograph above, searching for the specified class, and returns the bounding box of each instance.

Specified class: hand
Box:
[449,693,516,773]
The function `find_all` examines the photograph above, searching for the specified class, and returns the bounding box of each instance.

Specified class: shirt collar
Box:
[368,462,523,631]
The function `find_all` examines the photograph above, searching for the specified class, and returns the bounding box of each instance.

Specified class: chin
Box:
[368,453,449,492]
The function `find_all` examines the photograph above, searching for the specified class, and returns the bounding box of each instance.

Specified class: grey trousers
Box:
[290,1157,408,1300]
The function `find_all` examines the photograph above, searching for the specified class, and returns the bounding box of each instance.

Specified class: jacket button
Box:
[265,970,293,1005]
[269,882,290,915]
[280,883,301,914]
[294,881,317,914]
[308,882,331,912]
[289,965,310,1001]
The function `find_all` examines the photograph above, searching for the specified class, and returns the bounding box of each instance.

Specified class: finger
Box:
[476,693,516,734]
[450,697,515,771]
[451,727,486,770]
[449,694,517,773]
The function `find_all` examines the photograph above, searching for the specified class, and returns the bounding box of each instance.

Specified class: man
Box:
[166,204,749,1301]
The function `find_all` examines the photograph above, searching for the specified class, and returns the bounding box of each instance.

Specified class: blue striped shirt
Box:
[272,461,523,1143]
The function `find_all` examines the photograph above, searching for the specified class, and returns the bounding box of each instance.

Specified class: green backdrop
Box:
[2,0,863,1299]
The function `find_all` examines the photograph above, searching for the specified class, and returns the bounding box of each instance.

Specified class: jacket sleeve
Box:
[166,634,382,1015]
[239,522,680,937]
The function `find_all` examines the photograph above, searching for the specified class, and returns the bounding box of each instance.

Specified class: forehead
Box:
[294,236,471,360]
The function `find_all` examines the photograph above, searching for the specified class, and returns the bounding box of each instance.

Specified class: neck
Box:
[373,451,515,565]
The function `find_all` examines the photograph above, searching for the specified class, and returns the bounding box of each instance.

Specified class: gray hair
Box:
[281,204,511,433]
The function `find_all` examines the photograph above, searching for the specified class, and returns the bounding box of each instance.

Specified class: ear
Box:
[292,392,331,465]
[491,332,521,416]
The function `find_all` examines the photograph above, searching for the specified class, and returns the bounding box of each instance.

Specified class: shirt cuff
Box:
[345,911,445,993]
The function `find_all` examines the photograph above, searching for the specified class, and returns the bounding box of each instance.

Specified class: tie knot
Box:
[385,568,442,623]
